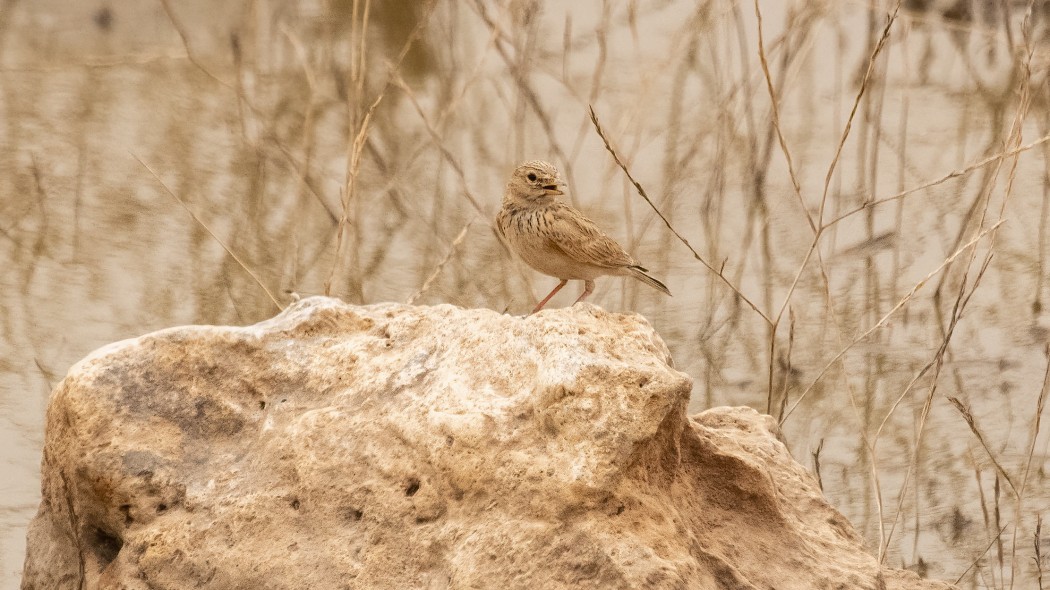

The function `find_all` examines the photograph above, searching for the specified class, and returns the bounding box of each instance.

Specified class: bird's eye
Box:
[527,173,537,182]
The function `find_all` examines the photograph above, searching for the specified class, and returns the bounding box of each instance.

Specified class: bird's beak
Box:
[543,180,566,195]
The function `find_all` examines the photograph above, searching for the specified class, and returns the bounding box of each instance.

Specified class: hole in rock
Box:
[90,527,123,568]
[119,504,133,526]
[405,480,420,497]
[291,498,301,510]
[348,508,363,521]
[156,503,168,513]
[259,401,266,410]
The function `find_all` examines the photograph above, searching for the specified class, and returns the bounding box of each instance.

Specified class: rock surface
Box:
[22,297,953,589]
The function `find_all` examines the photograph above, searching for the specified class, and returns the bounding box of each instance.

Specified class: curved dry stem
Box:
[588,105,772,325]
[134,154,283,312]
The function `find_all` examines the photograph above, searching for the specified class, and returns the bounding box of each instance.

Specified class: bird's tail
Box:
[628,266,671,296]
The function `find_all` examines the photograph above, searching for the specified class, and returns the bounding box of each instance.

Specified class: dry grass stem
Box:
[752,0,809,231]
[1036,514,1045,590]
[323,0,438,298]
[1021,344,1050,496]
[782,219,1004,423]
[134,154,282,311]
[407,217,475,305]
[880,243,996,563]
[819,0,902,226]
[947,396,1018,497]
[324,92,383,297]
[955,525,1012,585]
[159,0,231,89]
[826,129,1050,230]
[395,74,486,216]
[766,0,903,341]
[588,105,771,324]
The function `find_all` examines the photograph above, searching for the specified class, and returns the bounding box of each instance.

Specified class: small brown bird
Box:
[496,160,671,314]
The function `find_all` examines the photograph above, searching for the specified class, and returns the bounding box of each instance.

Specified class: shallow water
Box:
[3,1,1050,587]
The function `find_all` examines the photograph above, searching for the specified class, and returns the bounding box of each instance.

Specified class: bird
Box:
[495,160,671,314]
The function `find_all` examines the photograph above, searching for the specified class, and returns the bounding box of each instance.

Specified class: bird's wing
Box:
[545,203,635,269]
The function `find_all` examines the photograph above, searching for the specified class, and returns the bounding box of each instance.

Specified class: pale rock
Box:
[22,297,953,589]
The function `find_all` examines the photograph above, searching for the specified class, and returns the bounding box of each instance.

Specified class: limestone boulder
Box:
[22,297,952,589]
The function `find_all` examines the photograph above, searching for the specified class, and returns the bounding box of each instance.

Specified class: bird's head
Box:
[506,160,565,202]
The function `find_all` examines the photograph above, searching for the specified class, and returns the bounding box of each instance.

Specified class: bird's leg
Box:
[573,280,595,305]
[532,279,568,314]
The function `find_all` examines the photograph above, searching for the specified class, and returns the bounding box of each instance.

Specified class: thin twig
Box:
[818,0,902,227]
[134,154,282,311]
[407,217,476,305]
[826,129,1050,231]
[881,239,995,562]
[589,105,771,324]
[33,358,55,391]
[955,525,1011,585]
[323,0,438,299]
[395,74,486,215]
[752,0,810,231]
[769,0,903,333]
[782,220,1004,423]
[1036,514,1045,590]
[158,0,231,88]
